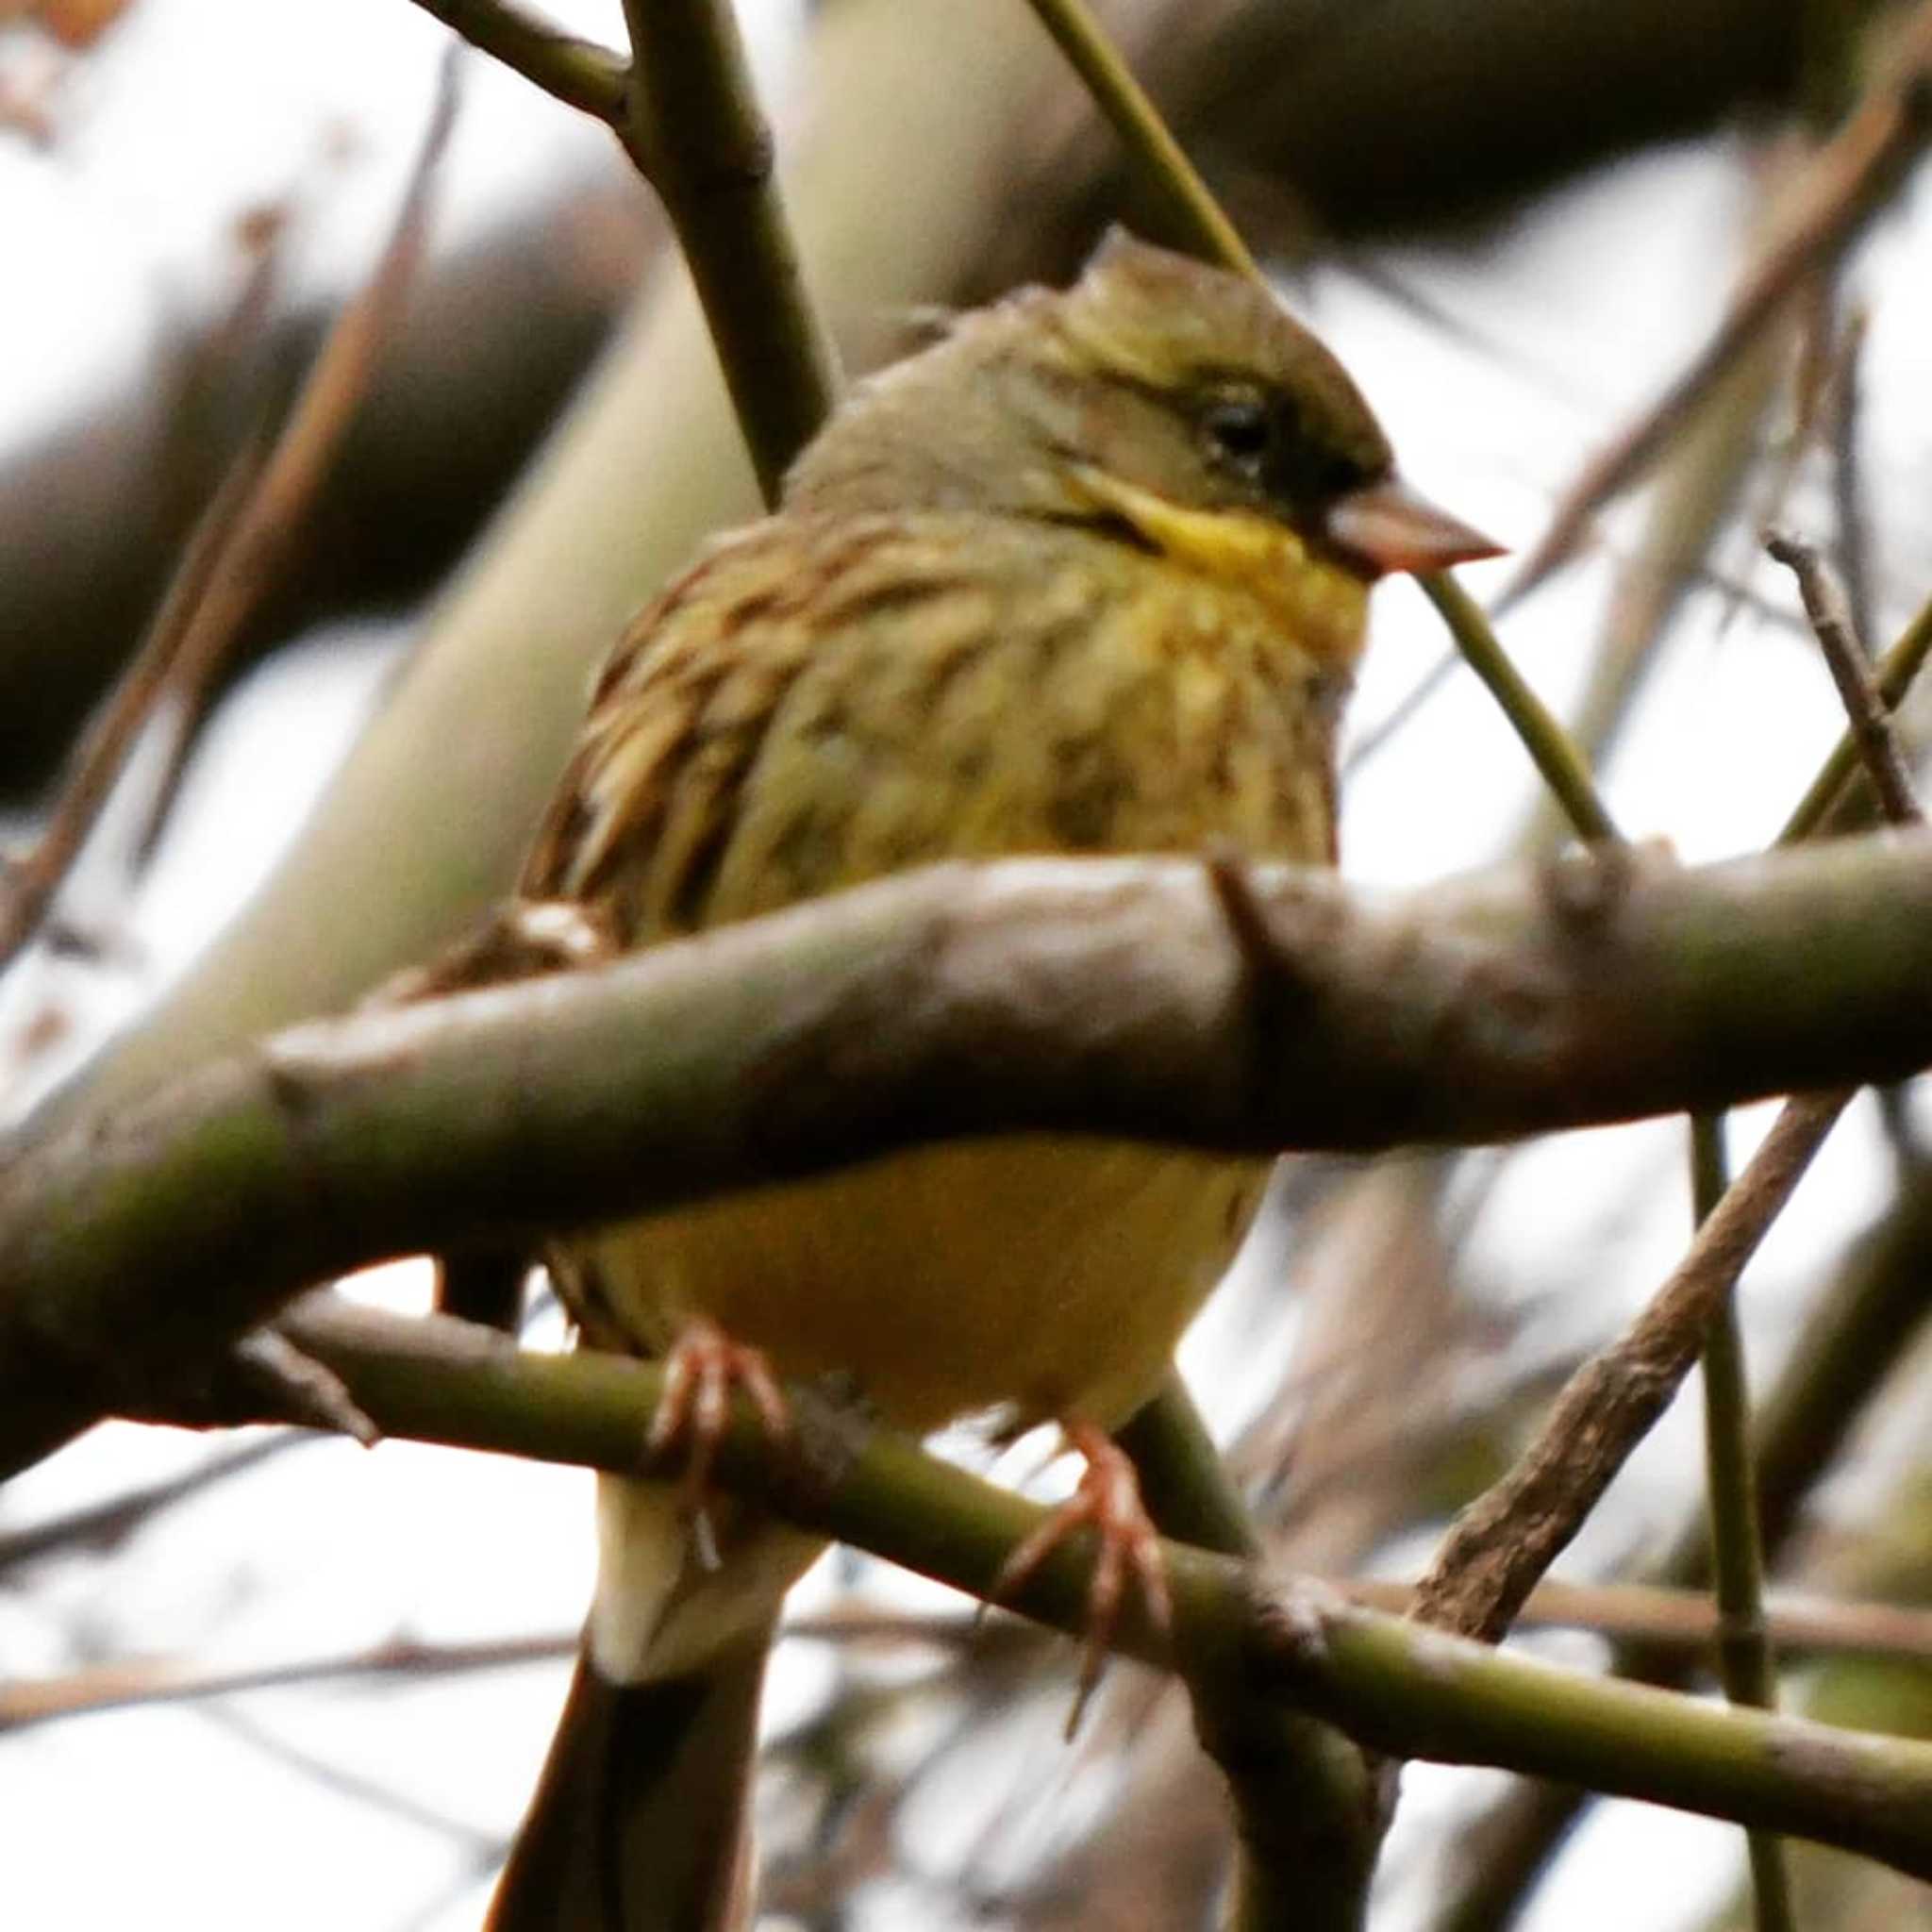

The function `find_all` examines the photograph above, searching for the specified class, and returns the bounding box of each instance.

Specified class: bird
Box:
[483,228,1498,1931]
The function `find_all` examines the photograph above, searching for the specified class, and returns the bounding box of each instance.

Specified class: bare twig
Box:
[15,1571,1931,1732]
[0,449,261,971]
[131,51,464,855]
[1019,0,1256,275]
[1388,1575,1932,1665]
[1418,574,1621,842]
[1767,529,1924,825]
[1782,588,1932,839]
[1502,5,1932,608]
[0,1433,302,1579]
[1690,1112,1796,1932]
[1412,1091,1848,1643]
[0,1630,575,1730]
[403,0,626,121]
[1828,305,1876,647]
[228,1329,381,1446]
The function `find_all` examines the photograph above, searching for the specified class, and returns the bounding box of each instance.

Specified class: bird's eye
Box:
[1203,397,1274,475]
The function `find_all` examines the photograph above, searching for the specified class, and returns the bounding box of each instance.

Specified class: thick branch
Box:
[8,838,1932,1473]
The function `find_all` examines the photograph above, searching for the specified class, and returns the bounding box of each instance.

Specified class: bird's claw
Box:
[649,1318,791,1556]
[992,1421,1172,1738]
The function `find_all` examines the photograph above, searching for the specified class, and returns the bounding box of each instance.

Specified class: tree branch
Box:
[8,835,1932,1474]
[118,1296,1932,1885]
[1427,1154,1932,1932]
[1412,1091,1843,1643]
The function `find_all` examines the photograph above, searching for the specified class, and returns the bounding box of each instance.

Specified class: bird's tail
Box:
[486,1475,821,1931]
[484,1637,771,1932]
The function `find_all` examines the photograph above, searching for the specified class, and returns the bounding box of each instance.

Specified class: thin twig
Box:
[0,1631,575,1729]
[18,1571,1932,1732]
[0,1433,303,1579]
[130,51,465,857]
[229,1330,382,1447]
[1412,1091,1848,1643]
[403,0,627,122]
[1418,573,1620,842]
[1828,304,1876,648]
[1020,0,1256,276]
[1781,588,1932,839]
[1690,1112,1797,1932]
[1383,1574,1932,1665]
[0,448,262,972]
[1501,4,1932,608]
[1767,529,1924,825]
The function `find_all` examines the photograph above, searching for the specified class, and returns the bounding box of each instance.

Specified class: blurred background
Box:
[2,1,1930,1927]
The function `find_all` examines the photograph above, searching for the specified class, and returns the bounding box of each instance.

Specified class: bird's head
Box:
[785,230,1499,601]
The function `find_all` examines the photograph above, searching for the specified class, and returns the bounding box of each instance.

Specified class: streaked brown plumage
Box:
[489,230,1496,1932]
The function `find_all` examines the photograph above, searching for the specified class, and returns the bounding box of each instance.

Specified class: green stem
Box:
[1120,1374,1377,1932]
[617,0,840,501]
[1418,573,1621,842]
[1020,0,1257,276]
[404,0,628,122]
[405,0,838,509]
[1692,1112,1798,1932]
[1118,1370,1261,1561]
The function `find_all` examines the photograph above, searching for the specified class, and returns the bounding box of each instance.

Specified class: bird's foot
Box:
[993,1420,1172,1738]
[649,1318,791,1565]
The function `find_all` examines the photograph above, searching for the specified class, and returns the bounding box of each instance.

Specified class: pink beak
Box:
[1324,475,1503,578]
